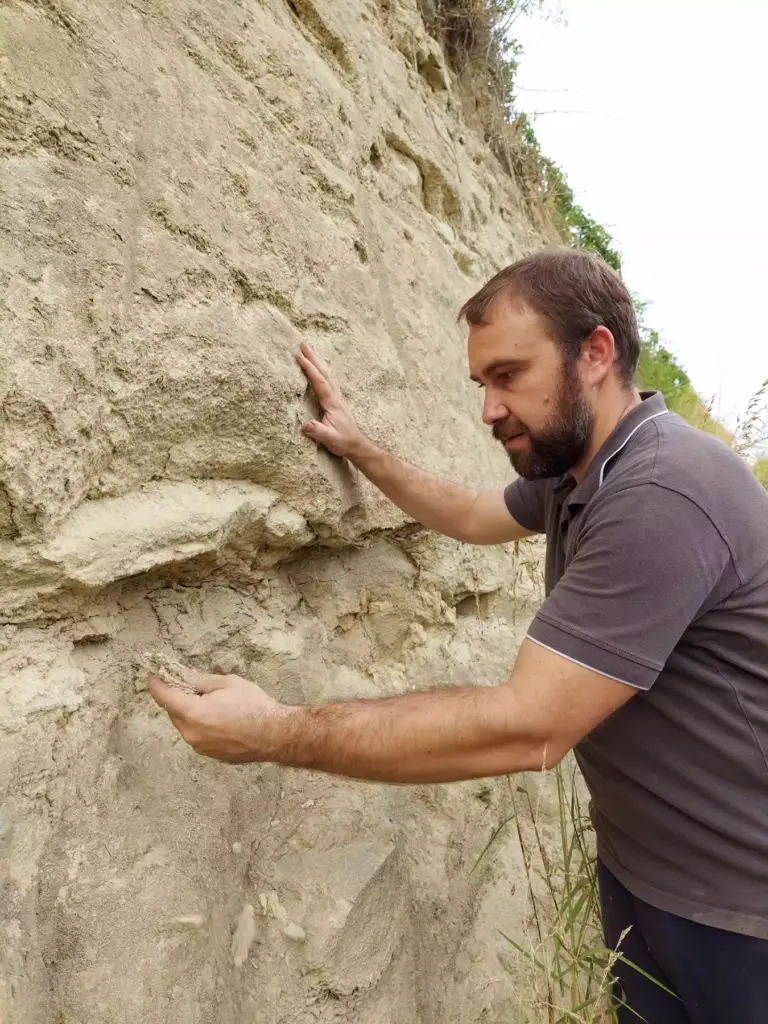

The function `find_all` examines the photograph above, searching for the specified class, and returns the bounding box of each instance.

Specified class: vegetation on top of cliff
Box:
[515,114,623,271]
[423,1,620,268]
[424,0,764,460]
[633,304,734,445]
[752,457,768,487]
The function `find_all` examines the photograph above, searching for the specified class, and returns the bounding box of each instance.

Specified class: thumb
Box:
[147,672,198,716]
[303,420,335,445]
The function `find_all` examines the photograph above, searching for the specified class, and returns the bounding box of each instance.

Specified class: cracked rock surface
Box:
[1,0,554,1020]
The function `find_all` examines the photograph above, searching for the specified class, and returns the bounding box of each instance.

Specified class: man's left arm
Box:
[148,482,730,779]
[147,640,635,780]
[278,639,637,780]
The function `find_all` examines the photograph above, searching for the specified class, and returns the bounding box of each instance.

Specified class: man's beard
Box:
[493,366,593,480]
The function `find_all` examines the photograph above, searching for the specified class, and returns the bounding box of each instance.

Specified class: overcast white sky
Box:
[511,0,768,427]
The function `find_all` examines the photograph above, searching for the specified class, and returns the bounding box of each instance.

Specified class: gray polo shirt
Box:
[505,391,768,939]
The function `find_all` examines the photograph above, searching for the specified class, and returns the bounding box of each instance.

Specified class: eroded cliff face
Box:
[0,1,551,1020]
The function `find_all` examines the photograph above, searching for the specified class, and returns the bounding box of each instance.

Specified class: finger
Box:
[298,344,335,386]
[296,344,331,380]
[296,352,335,405]
[296,347,331,388]
[302,420,337,447]
[147,672,198,717]
[183,669,233,694]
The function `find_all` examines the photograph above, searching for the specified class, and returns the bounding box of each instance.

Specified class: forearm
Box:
[349,437,481,544]
[265,686,551,783]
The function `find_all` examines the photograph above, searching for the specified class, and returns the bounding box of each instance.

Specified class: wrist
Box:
[346,432,378,466]
[260,702,306,766]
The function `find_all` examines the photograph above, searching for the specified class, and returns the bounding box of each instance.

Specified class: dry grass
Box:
[683,377,768,460]
[671,391,734,445]
[475,764,617,1023]
[732,378,768,457]
[475,762,683,1022]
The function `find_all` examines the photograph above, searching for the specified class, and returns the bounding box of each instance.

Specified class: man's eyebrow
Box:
[469,359,528,383]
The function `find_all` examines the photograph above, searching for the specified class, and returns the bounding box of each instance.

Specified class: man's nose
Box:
[481,390,508,427]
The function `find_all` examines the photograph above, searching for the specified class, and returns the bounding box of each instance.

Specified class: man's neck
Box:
[570,387,642,482]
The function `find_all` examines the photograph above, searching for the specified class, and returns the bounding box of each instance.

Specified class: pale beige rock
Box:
[171,914,207,929]
[232,904,258,967]
[0,1,554,1022]
[283,920,307,943]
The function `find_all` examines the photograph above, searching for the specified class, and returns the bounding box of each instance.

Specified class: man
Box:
[149,248,768,1023]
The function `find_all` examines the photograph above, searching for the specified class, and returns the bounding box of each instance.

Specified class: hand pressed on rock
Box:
[147,669,291,764]
[296,342,366,458]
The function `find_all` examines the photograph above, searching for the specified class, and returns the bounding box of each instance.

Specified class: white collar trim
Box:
[598,410,669,487]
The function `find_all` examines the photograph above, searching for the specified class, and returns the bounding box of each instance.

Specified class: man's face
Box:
[468,301,594,480]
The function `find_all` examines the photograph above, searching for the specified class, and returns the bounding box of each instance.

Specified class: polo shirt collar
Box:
[561,391,668,513]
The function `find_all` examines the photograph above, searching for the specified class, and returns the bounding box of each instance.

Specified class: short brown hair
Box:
[459,247,641,386]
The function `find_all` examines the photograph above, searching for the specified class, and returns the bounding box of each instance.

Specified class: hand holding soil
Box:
[147,662,290,764]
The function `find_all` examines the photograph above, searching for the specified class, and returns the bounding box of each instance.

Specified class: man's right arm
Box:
[349,439,532,545]
[296,344,533,546]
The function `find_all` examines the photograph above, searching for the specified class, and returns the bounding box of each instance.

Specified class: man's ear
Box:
[581,326,616,385]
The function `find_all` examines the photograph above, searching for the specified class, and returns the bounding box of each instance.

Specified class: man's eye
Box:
[476,382,485,389]
[498,372,516,385]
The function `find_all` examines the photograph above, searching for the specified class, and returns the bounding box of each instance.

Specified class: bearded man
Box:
[149,248,768,1023]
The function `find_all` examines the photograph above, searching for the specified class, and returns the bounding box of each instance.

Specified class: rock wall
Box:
[1,1,552,1020]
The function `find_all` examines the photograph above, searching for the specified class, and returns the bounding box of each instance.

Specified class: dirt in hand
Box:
[140,651,200,695]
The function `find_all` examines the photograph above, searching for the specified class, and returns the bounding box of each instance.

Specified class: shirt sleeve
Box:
[527,483,733,690]
[503,477,549,534]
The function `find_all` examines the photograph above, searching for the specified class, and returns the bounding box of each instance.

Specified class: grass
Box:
[475,763,616,1022]
[475,762,683,1022]
[733,378,768,458]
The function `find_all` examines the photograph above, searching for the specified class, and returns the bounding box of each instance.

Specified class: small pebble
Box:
[283,921,306,942]
[173,914,206,928]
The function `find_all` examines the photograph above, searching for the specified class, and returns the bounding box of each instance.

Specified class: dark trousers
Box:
[598,861,768,1023]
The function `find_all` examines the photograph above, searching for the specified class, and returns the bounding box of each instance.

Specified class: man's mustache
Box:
[492,421,526,443]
